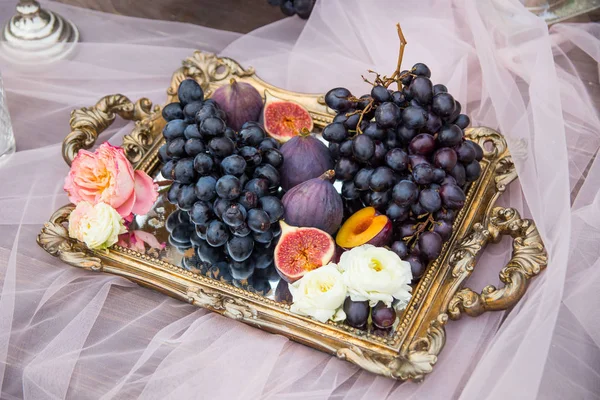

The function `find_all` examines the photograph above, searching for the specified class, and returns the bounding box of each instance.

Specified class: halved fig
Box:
[274,221,335,282]
[263,98,313,142]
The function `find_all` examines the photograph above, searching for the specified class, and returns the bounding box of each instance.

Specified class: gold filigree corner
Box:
[187,287,257,320]
[37,205,103,271]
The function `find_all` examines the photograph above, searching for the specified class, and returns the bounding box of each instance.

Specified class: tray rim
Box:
[38,51,547,381]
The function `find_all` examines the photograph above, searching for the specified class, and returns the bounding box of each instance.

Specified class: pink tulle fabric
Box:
[0,0,599,398]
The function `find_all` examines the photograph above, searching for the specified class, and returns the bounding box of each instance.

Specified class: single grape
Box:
[412,62,431,78]
[455,141,476,163]
[171,223,194,245]
[411,201,426,216]
[352,134,375,162]
[238,190,258,210]
[183,125,201,141]
[409,155,428,168]
[247,208,271,233]
[409,76,433,105]
[333,113,348,125]
[237,125,264,146]
[402,106,427,129]
[174,158,196,184]
[419,231,443,261]
[398,220,417,239]
[354,168,374,191]
[193,153,214,175]
[386,203,409,222]
[177,184,197,211]
[190,201,213,225]
[391,91,408,107]
[239,146,262,168]
[369,190,391,210]
[385,148,409,172]
[225,235,254,262]
[439,184,466,209]
[183,101,204,123]
[371,140,387,167]
[433,148,458,171]
[258,137,280,150]
[437,124,463,147]
[195,176,217,202]
[371,85,391,103]
[216,175,241,200]
[254,164,280,188]
[167,137,186,158]
[434,220,453,240]
[343,297,369,329]
[343,111,361,130]
[472,141,484,161]
[322,122,348,143]
[339,140,353,158]
[465,160,481,182]
[206,220,229,247]
[184,138,205,157]
[253,230,274,244]
[178,79,204,105]
[335,158,360,181]
[163,119,187,141]
[222,203,246,227]
[396,124,416,143]
[372,301,397,329]
[194,223,208,241]
[433,84,448,95]
[329,142,340,160]
[161,160,176,180]
[392,180,419,207]
[219,155,245,177]
[447,100,462,123]
[390,241,409,259]
[419,188,442,213]
[158,144,170,163]
[402,86,413,101]
[441,175,457,186]
[375,102,400,129]
[325,87,353,112]
[400,70,413,86]
[258,196,284,223]
[412,163,435,185]
[167,182,182,204]
[263,148,283,168]
[342,180,360,200]
[406,255,425,280]
[431,93,456,119]
[385,129,403,149]
[369,166,396,192]
[230,222,251,237]
[294,0,314,18]
[244,178,270,198]
[363,122,386,141]
[195,104,217,123]
[454,114,470,129]
[280,0,295,16]
[200,117,226,137]
[435,208,457,221]
[450,163,467,187]
[409,133,436,155]
[424,112,442,134]
[162,102,184,121]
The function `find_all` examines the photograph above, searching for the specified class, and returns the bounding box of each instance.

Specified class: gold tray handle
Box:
[448,207,548,319]
[62,94,154,166]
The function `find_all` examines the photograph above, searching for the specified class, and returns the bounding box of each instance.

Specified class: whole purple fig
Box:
[279,129,334,191]
[211,78,263,131]
[282,170,343,235]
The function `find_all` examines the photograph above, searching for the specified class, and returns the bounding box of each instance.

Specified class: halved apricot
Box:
[336,207,393,249]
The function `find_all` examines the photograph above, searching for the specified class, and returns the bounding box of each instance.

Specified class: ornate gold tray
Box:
[37,51,547,381]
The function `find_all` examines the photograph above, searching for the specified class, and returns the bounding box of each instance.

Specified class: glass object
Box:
[0,73,15,161]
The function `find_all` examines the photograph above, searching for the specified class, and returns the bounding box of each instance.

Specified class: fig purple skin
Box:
[211,78,263,131]
[279,131,334,191]
[281,170,343,235]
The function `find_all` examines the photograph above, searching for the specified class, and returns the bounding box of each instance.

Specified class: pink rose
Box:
[64,143,158,217]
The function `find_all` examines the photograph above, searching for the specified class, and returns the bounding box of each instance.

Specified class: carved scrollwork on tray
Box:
[187,288,258,320]
[37,205,103,271]
[447,207,547,319]
[337,314,447,381]
[62,94,156,166]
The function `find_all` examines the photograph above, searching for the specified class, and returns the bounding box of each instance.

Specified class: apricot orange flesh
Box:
[336,207,390,248]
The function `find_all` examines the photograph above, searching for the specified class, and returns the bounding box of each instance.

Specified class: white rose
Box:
[69,201,126,250]
[289,264,347,323]
[338,244,412,308]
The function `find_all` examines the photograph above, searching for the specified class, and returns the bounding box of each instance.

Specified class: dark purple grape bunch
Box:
[159,79,284,274]
[268,0,315,20]
[343,298,397,334]
[323,63,483,282]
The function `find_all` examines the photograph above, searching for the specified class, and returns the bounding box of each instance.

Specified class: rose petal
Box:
[131,170,159,216]
[132,230,165,250]
[115,190,136,217]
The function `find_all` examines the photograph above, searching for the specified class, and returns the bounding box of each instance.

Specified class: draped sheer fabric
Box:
[0,0,598,398]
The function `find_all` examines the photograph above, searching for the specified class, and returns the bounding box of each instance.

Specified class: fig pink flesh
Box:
[274,223,335,282]
[264,101,313,141]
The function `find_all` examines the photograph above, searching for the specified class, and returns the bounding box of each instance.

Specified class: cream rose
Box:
[68,201,127,250]
[338,244,412,308]
[289,264,347,323]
